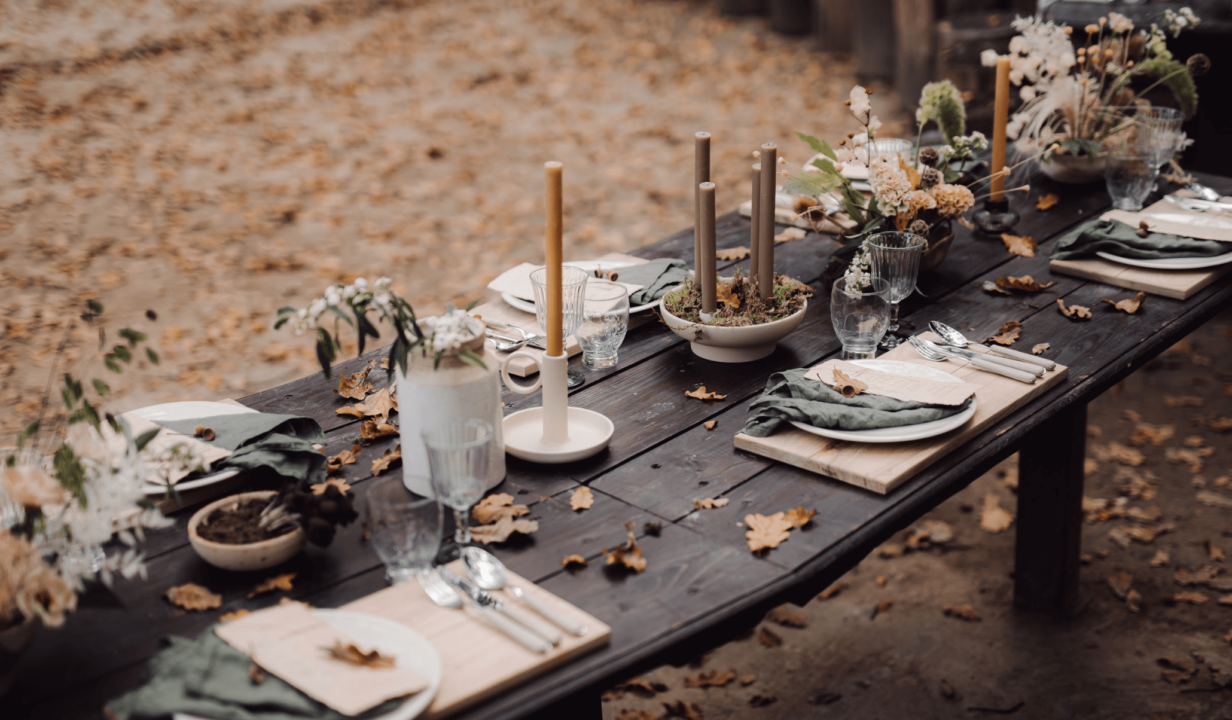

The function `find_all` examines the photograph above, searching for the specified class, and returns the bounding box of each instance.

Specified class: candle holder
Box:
[499,352,614,464]
[972,198,1020,235]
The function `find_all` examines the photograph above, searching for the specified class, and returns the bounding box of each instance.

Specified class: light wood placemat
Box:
[733,334,1069,494]
[344,560,611,719]
[1048,256,1232,300]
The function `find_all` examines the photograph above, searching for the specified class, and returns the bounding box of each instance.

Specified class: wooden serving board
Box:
[733,334,1069,494]
[476,253,657,377]
[1048,256,1232,300]
[344,560,611,719]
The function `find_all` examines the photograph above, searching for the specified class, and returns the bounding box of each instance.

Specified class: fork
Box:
[909,336,1037,384]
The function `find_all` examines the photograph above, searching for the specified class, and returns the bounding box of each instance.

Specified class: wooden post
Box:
[853,0,896,82]
[815,0,853,54]
[1014,403,1087,616]
[892,0,935,113]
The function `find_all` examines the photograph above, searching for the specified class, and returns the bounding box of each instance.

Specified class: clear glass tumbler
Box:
[1105,147,1159,212]
[364,477,442,584]
[530,266,588,388]
[576,280,629,369]
[867,232,926,349]
[422,418,492,546]
[831,277,891,360]
[1136,106,1184,172]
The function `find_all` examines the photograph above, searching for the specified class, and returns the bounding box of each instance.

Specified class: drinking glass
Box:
[1136,106,1184,172]
[530,266,588,388]
[1105,146,1159,212]
[422,418,492,546]
[831,277,891,360]
[867,232,926,348]
[364,477,442,584]
[576,280,629,369]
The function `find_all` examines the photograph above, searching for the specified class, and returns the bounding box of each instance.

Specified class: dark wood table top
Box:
[15,170,1232,720]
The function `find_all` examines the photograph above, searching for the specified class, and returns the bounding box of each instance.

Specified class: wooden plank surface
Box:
[1048,256,1232,300]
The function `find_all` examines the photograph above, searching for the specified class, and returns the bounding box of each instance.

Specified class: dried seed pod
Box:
[194,425,206,436]
[605,270,619,282]
[1137,221,1151,238]
[201,428,216,441]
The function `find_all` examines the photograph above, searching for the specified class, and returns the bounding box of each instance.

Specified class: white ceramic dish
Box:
[499,260,658,315]
[1095,249,1232,270]
[659,283,808,363]
[173,609,442,720]
[129,401,257,496]
[789,359,977,444]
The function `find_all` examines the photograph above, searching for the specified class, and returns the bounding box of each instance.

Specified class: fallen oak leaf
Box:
[684,669,737,688]
[818,582,846,600]
[740,674,757,686]
[829,368,867,398]
[338,387,398,421]
[1102,292,1147,314]
[994,275,1056,293]
[703,420,717,430]
[1169,591,1210,605]
[985,320,1022,345]
[249,573,296,598]
[471,515,539,544]
[1207,540,1226,562]
[325,444,360,472]
[982,281,1012,296]
[472,493,530,524]
[334,371,373,401]
[784,506,817,528]
[757,626,783,647]
[661,701,705,720]
[693,497,730,509]
[716,246,750,261]
[359,418,399,439]
[1001,233,1037,257]
[1107,571,1133,600]
[1163,394,1204,408]
[774,227,807,243]
[943,604,981,621]
[766,606,807,628]
[165,583,222,611]
[745,512,793,553]
[1032,343,1050,355]
[979,494,1013,533]
[219,609,250,623]
[370,444,402,475]
[872,599,894,618]
[561,554,588,569]
[313,476,352,496]
[602,521,647,572]
[326,641,396,669]
[715,281,741,309]
[1035,193,1059,211]
[1057,298,1092,320]
[685,386,726,400]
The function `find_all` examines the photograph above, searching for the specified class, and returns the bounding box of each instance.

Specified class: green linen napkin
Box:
[1050,218,1229,261]
[107,631,400,720]
[617,258,690,306]
[158,413,327,485]
[742,369,973,437]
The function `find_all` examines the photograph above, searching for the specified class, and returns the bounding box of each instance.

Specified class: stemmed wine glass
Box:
[422,418,493,551]
[867,232,926,348]
[364,477,443,585]
[1136,106,1184,174]
[530,266,588,388]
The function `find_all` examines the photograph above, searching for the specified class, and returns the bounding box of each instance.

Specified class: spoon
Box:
[1185,181,1222,203]
[484,330,527,353]
[464,548,587,637]
[929,321,1056,371]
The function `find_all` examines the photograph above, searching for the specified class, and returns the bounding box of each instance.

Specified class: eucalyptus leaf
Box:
[92,378,110,396]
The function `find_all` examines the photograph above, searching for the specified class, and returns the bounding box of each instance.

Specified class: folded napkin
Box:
[155,413,327,485]
[618,258,690,306]
[1050,217,1229,262]
[106,630,401,720]
[742,368,974,437]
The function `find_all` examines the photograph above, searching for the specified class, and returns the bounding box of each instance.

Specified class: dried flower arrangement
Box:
[983,9,1208,164]
[2,302,174,632]
[276,277,485,377]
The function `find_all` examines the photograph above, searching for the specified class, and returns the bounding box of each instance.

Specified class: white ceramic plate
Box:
[500,260,661,315]
[1095,249,1232,270]
[173,609,442,720]
[789,359,977,444]
[128,401,257,496]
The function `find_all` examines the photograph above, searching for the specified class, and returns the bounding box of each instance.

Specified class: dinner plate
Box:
[129,401,256,496]
[789,359,977,444]
[1095,250,1232,271]
[173,610,442,720]
[500,260,660,315]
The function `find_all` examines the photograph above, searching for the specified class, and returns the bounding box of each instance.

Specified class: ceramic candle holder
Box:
[500,352,614,464]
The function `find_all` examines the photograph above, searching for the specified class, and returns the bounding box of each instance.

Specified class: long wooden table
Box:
[13,171,1232,720]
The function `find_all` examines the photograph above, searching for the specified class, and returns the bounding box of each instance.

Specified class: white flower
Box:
[1019,86,1036,102]
[354,277,368,289]
[868,156,912,216]
[980,49,1001,67]
[1009,36,1027,54]
[848,85,872,125]
[1107,12,1133,34]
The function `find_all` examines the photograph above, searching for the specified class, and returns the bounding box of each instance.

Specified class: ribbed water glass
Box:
[531,266,588,387]
[422,418,492,546]
[1136,106,1184,172]
[577,280,629,369]
[831,277,891,360]
[1106,147,1158,212]
[364,478,442,584]
[868,232,926,348]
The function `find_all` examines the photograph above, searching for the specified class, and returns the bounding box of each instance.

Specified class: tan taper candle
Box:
[699,182,717,314]
[694,132,711,289]
[749,163,761,282]
[757,144,777,300]
[544,161,564,356]
[990,57,1011,202]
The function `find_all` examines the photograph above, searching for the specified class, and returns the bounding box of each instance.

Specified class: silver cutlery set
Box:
[420,548,586,654]
[908,322,1057,384]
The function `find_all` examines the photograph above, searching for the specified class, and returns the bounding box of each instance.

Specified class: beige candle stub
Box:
[544,162,564,357]
[805,360,976,407]
[990,57,1010,201]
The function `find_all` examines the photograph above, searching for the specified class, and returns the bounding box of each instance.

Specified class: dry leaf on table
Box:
[1129,423,1174,447]
[1102,292,1147,314]
[784,506,817,528]
[1170,591,1210,605]
[1057,299,1092,320]
[360,419,399,440]
[716,247,750,261]
[165,583,222,611]
[325,444,360,472]
[472,493,530,524]
[873,599,894,618]
[326,641,396,669]
[313,477,352,496]
[704,420,717,430]
[1107,571,1133,599]
[1001,233,1037,257]
[994,275,1056,293]
[740,674,757,686]
[757,626,783,648]
[471,514,539,544]
[370,445,402,475]
[830,368,867,398]
[1164,395,1204,408]
[818,583,846,600]
[684,669,736,688]
[561,554,588,569]
[1207,540,1226,562]
[982,281,1012,295]
[249,573,296,598]
[745,512,794,552]
[602,521,647,572]
[979,494,1014,533]
[1036,193,1059,211]
[1149,550,1170,568]
[338,387,398,421]
[716,282,741,309]
[1032,343,1050,355]
[943,604,981,622]
[570,486,595,511]
[766,606,808,628]
[693,497,730,510]
[335,372,373,401]
[219,609,250,623]
[249,661,267,684]
[774,227,807,243]
[986,321,1022,346]
[685,386,726,401]
[1174,566,1220,587]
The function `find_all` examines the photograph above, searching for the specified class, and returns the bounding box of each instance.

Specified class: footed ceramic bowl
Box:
[659,293,808,363]
[188,491,307,572]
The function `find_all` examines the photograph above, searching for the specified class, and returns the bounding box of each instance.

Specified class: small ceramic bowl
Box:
[188,491,307,572]
[660,289,808,363]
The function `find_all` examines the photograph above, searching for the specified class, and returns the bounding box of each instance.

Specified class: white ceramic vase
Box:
[395,337,505,497]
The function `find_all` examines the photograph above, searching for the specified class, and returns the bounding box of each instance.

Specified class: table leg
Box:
[543,690,602,720]
[1014,402,1087,616]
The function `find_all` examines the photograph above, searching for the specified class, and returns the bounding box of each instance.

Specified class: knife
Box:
[1165,195,1232,212]
[943,345,1044,378]
[507,585,588,637]
[439,569,562,648]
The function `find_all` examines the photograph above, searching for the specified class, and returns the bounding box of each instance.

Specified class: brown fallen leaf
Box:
[757,626,783,648]
[716,246,750,261]
[774,227,807,243]
[693,497,730,510]
[1032,343,1050,355]
[327,641,396,669]
[979,494,1014,533]
[985,321,1023,346]
[1171,591,1210,605]
[784,506,817,528]
[1057,298,1092,320]
[1219,595,1232,606]
[1197,490,1232,509]
[879,543,904,558]
[739,674,757,686]
[325,444,360,472]
[249,573,296,598]
[943,604,981,622]
[313,476,352,496]
[570,486,594,512]
[829,368,867,398]
[684,669,736,688]
[1184,435,1206,448]
[1161,669,1192,685]
[472,493,530,524]
[1164,394,1204,408]
[605,677,666,701]
[905,520,954,549]
[1129,423,1174,447]
[661,701,704,720]
[1102,292,1146,314]
[703,420,717,430]
[248,660,267,684]
[561,554,588,569]
[1107,571,1133,600]
[335,372,373,401]
[1092,442,1145,467]
[219,609,250,623]
[1149,550,1170,568]
[370,445,402,475]
[1001,233,1037,257]
[1166,447,1211,473]
[1126,506,1162,523]
[994,275,1056,293]
[748,695,777,708]
[1207,540,1226,562]
[818,582,846,600]
[873,599,894,618]
[715,282,741,310]
[360,418,399,440]
[1176,566,1222,589]
[338,387,398,421]
[745,512,794,552]
[875,576,888,587]
[1035,193,1059,211]
[940,679,957,700]
[165,583,222,611]
[982,281,1012,296]
[685,386,726,401]
[1126,589,1143,612]
[472,515,539,544]
[602,521,647,573]
[766,606,807,628]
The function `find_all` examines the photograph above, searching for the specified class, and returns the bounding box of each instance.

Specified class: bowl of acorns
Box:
[187,481,357,572]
